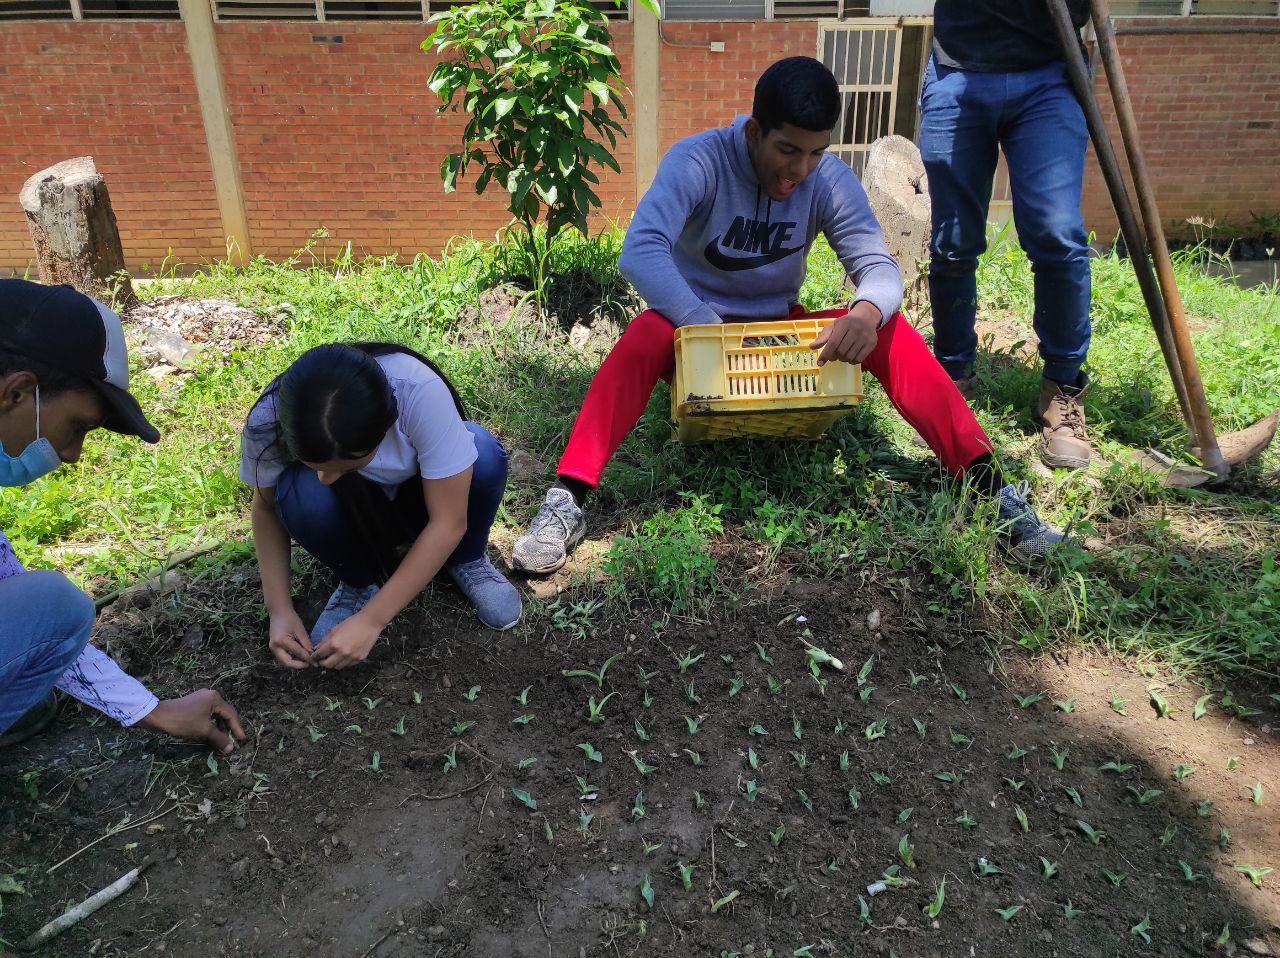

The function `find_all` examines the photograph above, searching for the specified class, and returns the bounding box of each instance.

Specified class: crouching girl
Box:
[241,343,521,670]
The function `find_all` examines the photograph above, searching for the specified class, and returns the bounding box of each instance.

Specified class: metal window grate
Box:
[1108,0,1184,12]
[820,22,901,177]
[1192,0,1277,12]
[324,0,420,18]
[213,0,317,17]
[0,0,74,17]
[772,0,839,19]
[81,0,179,16]
[211,0,629,19]
[663,0,766,20]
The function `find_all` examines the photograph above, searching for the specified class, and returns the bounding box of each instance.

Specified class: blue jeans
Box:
[0,570,95,735]
[919,55,1092,387]
[274,422,508,588]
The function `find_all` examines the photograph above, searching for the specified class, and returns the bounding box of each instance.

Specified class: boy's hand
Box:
[810,301,882,366]
[138,690,246,754]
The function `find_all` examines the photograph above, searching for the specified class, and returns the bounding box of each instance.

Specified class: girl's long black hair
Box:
[247,342,467,583]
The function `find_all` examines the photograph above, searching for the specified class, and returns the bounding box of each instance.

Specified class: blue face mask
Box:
[0,386,62,487]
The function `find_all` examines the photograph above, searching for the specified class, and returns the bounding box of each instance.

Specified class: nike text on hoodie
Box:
[617,115,904,329]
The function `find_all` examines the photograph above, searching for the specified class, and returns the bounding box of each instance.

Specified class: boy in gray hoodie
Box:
[514,57,1062,571]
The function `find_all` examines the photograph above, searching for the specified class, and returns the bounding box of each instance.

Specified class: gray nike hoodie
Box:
[618,115,903,328]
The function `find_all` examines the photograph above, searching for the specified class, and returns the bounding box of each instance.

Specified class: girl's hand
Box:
[313,612,382,670]
[268,607,313,669]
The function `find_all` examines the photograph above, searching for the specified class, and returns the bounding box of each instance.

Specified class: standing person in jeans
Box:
[513,57,1068,572]
[920,0,1095,470]
[242,343,521,671]
[0,279,245,752]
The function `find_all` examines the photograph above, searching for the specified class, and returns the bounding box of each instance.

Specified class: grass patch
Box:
[3,228,1277,674]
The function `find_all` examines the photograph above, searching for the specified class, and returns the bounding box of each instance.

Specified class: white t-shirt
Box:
[239,352,476,491]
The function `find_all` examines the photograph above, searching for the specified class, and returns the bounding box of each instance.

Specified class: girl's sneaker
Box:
[449,556,523,631]
[311,583,380,645]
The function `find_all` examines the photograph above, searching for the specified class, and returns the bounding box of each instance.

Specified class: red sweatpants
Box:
[557,306,993,488]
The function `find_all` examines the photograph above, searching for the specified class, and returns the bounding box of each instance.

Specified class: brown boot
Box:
[1037,374,1093,470]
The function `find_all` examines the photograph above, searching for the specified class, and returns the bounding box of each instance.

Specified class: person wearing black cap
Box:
[0,278,245,752]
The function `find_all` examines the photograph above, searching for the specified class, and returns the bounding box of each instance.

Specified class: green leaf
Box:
[512,788,537,810]
[994,905,1023,921]
[1178,860,1206,882]
[493,94,518,119]
[1130,915,1152,944]
[440,153,462,193]
[1126,785,1163,806]
[1149,688,1172,718]
[1099,760,1133,774]
[1193,693,1212,719]
[577,743,603,763]
[711,889,740,913]
[640,873,654,910]
[922,878,946,918]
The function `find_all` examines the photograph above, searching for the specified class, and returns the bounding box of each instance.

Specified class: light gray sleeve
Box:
[238,395,288,489]
[56,644,159,727]
[617,148,722,329]
[819,166,904,325]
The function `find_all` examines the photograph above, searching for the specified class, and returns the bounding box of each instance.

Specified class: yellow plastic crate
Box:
[672,319,864,444]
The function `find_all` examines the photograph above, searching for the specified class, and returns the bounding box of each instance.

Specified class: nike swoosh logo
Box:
[703,239,804,272]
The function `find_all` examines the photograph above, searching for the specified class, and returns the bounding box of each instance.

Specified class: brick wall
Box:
[659,21,818,154]
[217,22,636,263]
[2,18,1276,270]
[0,22,225,275]
[1082,20,1280,242]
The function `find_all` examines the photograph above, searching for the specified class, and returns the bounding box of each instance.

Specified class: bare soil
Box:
[1,560,1277,958]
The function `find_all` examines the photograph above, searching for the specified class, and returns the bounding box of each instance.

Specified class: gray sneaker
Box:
[998,482,1066,563]
[311,583,379,646]
[512,486,587,574]
[449,555,522,630]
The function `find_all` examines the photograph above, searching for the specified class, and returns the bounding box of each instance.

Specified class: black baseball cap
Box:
[0,279,160,443]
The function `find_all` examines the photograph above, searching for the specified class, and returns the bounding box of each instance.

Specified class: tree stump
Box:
[861,135,932,301]
[19,157,135,307]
